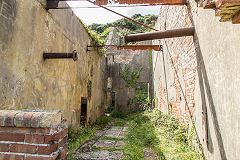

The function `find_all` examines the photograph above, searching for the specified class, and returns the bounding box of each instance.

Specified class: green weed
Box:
[146,109,205,160]
[112,118,126,127]
[68,126,98,160]
[122,110,205,160]
[68,115,112,159]
[111,111,127,119]
[95,115,113,128]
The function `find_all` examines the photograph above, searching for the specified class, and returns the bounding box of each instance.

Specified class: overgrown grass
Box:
[147,109,205,160]
[112,118,126,127]
[68,126,98,160]
[68,115,112,159]
[111,111,127,119]
[68,109,204,160]
[122,110,205,160]
[95,114,113,128]
[122,112,160,160]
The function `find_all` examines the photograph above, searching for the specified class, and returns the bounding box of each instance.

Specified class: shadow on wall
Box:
[188,4,228,160]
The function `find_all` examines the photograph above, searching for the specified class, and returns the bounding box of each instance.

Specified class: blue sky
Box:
[67,1,160,25]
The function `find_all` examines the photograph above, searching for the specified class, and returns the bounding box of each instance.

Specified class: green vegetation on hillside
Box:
[88,14,158,36]
[78,18,106,55]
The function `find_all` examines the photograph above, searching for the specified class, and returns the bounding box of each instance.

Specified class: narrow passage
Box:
[70,109,204,160]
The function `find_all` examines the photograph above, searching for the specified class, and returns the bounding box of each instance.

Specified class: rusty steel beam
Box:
[87,45,162,51]
[125,27,195,43]
[47,0,60,9]
[95,0,186,5]
[48,0,186,4]
[47,0,186,10]
[46,0,87,9]
[46,4,178,10]
[86,0,158,31]
[43,50,78,61]
[117,45,162,51]
[121,0,186,4]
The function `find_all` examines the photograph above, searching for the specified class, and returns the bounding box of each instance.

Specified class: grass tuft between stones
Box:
[68,114,113,160]
[99,137,125,141]
[112,118,126,127]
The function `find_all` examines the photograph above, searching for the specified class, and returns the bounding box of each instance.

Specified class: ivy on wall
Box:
[78,18,106,55]
[120,64,142,88]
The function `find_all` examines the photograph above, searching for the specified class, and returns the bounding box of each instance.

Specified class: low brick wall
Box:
[0,110,68,160]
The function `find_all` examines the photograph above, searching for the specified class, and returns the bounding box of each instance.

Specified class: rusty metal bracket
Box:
[46,0,61,10]
[43,50,78,61]
[46,0,89,10]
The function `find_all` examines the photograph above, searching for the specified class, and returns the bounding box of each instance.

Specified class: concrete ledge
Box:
[0,110,62,128]
[0,110,68,159]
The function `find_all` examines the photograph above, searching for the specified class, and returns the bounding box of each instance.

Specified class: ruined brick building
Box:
[105,28,153,113]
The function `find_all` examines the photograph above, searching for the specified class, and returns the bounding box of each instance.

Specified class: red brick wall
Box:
[153,5,197,125]
[153,2,240,160]
[0,110,68,160]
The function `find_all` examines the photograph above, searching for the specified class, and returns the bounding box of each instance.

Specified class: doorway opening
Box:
[111,92,116,107]
[80,97,87,126]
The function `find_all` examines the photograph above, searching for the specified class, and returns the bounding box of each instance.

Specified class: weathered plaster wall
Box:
[152,1,240,159]
[0,0,106,126]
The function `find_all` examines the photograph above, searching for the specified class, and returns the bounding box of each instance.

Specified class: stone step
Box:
[74,150,123,160]
[93,140,125,149]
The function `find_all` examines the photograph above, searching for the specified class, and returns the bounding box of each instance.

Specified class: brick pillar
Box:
[0,110,68,160]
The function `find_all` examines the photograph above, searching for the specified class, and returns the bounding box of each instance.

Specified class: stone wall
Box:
[0,0,106,126]
[106,28,152,113]
[0,110,67,160]
[152,1,240,159]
